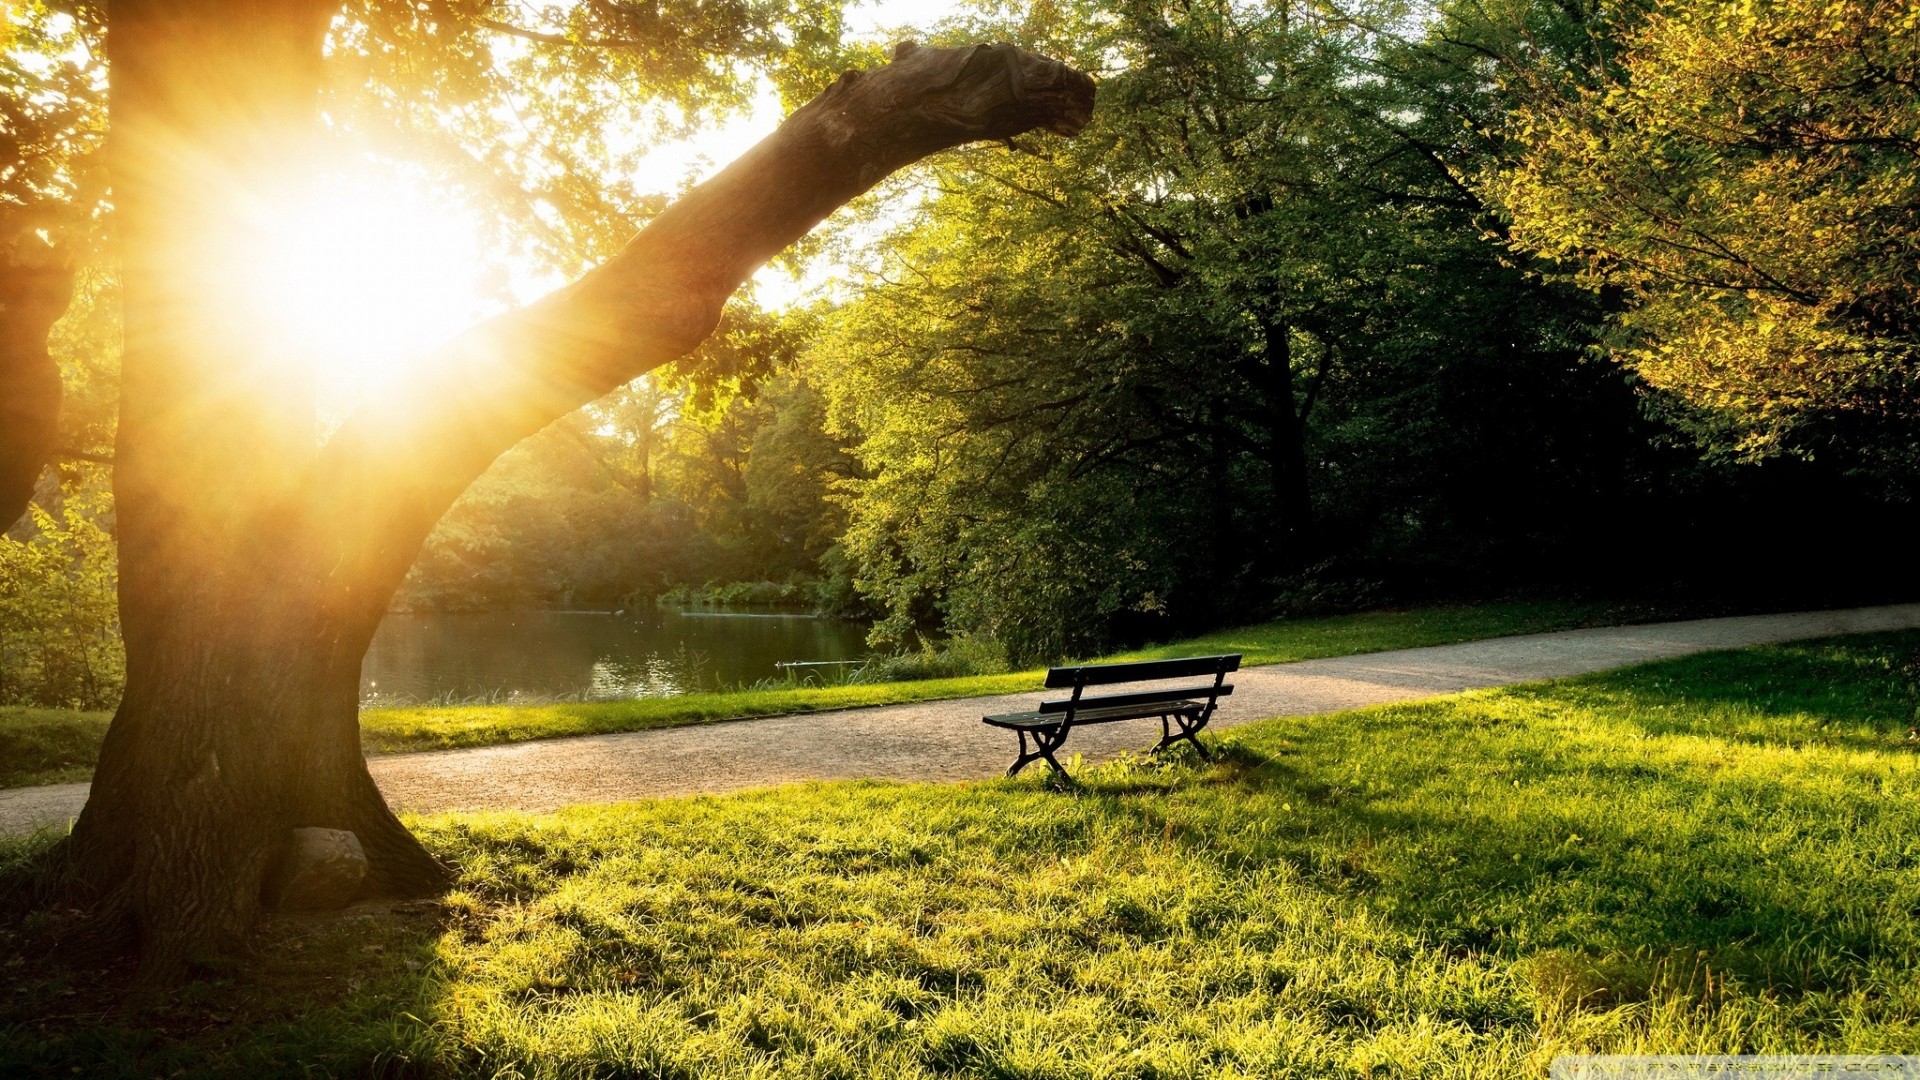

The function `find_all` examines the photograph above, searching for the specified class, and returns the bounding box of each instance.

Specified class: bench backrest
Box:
[1037,654,1241,717]
[1043,653,1241,690]
[1037,682,1236,715]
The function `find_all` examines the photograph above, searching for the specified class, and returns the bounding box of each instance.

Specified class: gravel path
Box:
[7,603,1919,835]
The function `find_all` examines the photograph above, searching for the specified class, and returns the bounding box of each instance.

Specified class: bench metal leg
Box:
[1009,725,1070,778]
[1152,709,1213,762]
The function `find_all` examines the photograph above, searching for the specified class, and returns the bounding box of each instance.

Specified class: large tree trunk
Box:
[62,0,401,973]
[63,1,1094,976]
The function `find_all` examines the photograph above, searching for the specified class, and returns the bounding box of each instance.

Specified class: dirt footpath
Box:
[6,602,1919,834]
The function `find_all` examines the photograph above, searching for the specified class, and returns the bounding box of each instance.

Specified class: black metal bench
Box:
[983,654,1240,778]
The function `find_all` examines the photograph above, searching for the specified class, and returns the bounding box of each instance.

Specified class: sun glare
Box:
[236,0,973,408]
[247,173,497,409]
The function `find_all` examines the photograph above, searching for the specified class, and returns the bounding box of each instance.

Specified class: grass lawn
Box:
[4,630,1918,1077]
[0,599,1667,788]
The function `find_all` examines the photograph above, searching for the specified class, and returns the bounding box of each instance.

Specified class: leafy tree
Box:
[2,0,853,531]
[0,469,119,709]
[396,302,857,611]
[817,0,1365,659]
[396,374,857,612]
[1492,0,1920,481]
[395,403,707,611]
[739,371,861,588]
[329,0,865,272]
[14,0,1093,976]
[816,0,1632,661]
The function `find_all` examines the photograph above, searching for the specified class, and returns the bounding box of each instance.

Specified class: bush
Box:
[852,636,1009,683]
[659,578,824,610]
[0,483,122,710]
[1261,561,1389,620]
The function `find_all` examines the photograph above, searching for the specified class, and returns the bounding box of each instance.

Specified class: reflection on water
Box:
[360,609,871,706]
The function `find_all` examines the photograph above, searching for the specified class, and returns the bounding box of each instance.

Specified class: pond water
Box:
[360,610,872,706]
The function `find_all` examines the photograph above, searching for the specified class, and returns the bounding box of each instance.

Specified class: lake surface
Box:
[360,610,872,706]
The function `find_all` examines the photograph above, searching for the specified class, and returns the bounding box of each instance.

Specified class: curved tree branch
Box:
[304,41,1096,640]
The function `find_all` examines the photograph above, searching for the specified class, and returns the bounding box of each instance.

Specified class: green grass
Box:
[0,707,113,787]
[1094,599,1655,665]
[358,672,1050,756]
[6,630,1918,1077]
[0,599,1679,787]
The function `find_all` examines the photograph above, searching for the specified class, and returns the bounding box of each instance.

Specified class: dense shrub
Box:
[0,483,121,710]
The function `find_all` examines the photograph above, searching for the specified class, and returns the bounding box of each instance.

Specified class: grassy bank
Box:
[6,631,1918,1076]
[0,708,113,789]
[1,599,1669,788]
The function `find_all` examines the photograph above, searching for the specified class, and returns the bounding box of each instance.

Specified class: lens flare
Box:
[243,170,493,409]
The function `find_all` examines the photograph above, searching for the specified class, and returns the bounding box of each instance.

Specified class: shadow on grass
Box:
[0,833,450,1079]
[1523,631,1920,753]
[1068,635,1920,1007]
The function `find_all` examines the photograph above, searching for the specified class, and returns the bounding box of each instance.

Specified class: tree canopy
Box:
[1493,0,1920,484]
[808,0,1638,661]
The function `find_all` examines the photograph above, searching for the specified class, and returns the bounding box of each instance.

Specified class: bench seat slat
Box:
[985,700,1206,730]
[982,711,1058,729]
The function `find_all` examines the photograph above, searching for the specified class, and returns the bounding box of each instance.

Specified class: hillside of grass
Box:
[6,630,1917,1076]
[0,599,1669,788]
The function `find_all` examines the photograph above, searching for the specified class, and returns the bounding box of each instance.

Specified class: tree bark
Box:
[0,229,73,530]
[64,8,1094,977]
[62,0,393,976]
[1258,311,1314,567]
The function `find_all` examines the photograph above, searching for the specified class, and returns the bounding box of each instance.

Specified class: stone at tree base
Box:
[265,828,368,911]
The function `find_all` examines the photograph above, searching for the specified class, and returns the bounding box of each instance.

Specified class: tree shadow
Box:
[1527,632,1920,756]
[0,856,450,1079]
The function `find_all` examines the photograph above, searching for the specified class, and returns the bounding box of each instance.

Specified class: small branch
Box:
[475,18,643,52]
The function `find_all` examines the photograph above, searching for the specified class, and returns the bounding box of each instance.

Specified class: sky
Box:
[637,0,968,305]
[850,0,968,36]
[635,0,968,191]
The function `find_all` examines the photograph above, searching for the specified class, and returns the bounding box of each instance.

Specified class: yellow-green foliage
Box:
[0,706,111,787]
[11,632,1917,1076]
[0,483,121,711]
[1495,0,1920,457]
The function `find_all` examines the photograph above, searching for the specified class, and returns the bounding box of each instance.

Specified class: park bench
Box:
[983,654,1240,778]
